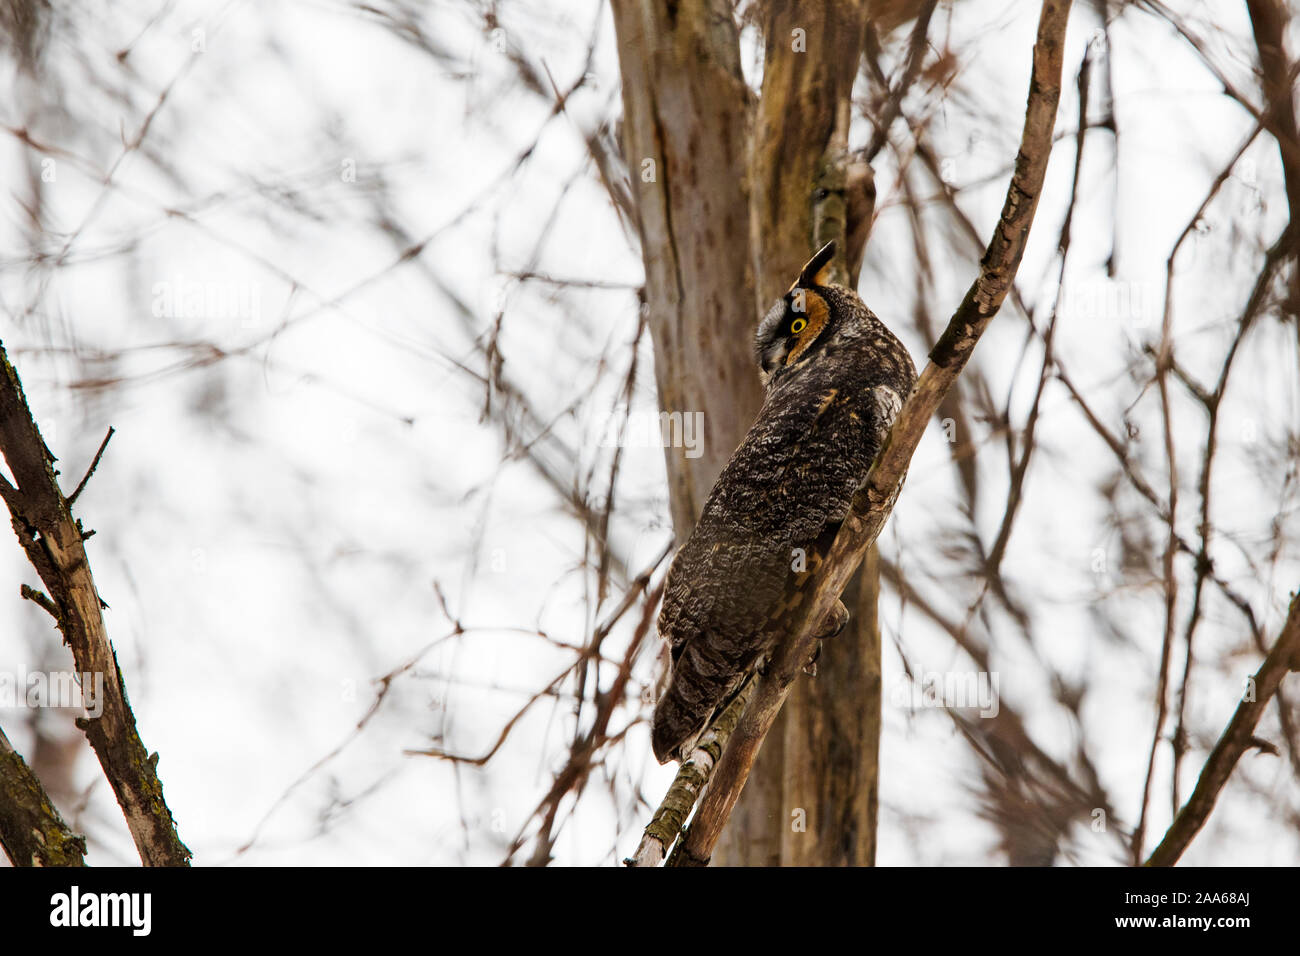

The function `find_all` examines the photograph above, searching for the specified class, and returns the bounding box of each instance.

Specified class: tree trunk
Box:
[609,0,761,541]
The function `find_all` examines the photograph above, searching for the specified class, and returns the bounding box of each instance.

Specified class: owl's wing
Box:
[652,382,896,761]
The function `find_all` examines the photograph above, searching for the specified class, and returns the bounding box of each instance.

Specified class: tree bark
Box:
[0,726,87,866]
[781,550,883,865]
[609,0,761,541]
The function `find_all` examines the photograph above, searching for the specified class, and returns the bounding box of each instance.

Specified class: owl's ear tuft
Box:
[798,240,837,288]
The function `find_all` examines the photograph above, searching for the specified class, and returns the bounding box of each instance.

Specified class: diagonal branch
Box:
[626,677,753,867]
[66,426,114,507]
[0,341,191,866]
[1145,591,1300,866]
[669,0,1074,866]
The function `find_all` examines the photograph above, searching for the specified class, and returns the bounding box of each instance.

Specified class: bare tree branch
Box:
[0,342,191,866]
[627,677,753,867]
[1146,591,1300,866]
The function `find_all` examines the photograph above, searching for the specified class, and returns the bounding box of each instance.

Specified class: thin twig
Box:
[19,583,59,619]
[66,426,114,506]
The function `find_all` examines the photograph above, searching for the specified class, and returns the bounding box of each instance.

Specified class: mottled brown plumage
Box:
[651,241,916,763]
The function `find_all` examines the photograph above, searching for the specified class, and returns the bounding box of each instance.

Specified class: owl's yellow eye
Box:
[790,318,808,334]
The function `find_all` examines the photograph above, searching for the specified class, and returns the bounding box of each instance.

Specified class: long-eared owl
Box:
[651,240,917,764]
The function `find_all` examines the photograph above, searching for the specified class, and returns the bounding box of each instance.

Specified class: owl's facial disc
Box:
[756,287,831,381]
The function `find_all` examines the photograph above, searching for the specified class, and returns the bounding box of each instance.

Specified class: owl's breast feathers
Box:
[652,326,914,762]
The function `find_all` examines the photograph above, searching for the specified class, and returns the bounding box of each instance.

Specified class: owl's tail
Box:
[651,603,849,763]
[651,641,754,763]
[650,692,704,764]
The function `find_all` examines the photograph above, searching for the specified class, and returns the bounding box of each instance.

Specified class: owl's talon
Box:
[816,600,850,641]
[802,639,823,676]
